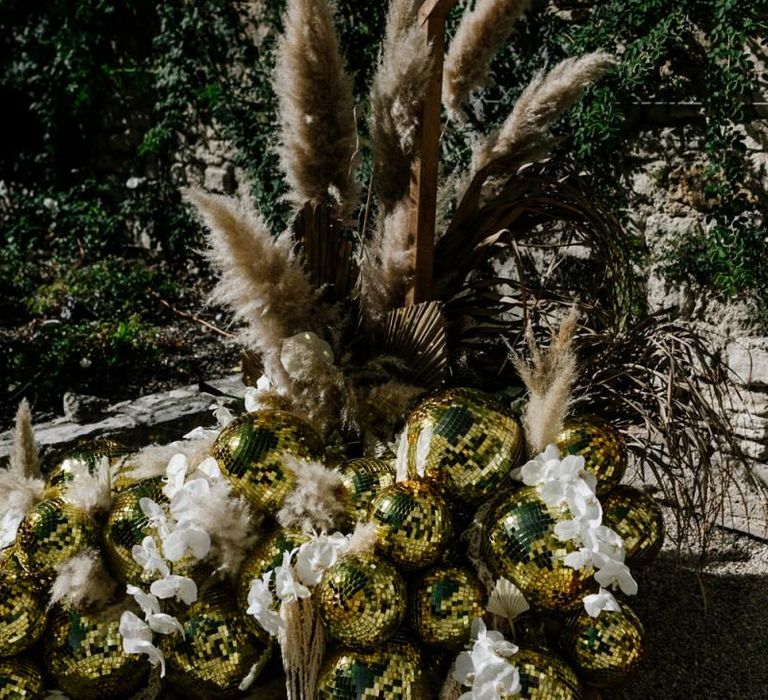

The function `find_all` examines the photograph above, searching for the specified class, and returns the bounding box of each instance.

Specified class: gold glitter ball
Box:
[103,477,166,585]
[0,657,45,699]
[164,583,272,699]
[556,416,626,495]
[602,486,664,566]
[370,480,453,571]
[14,499,97,581]
[45,439,129,498]
[211,410,324,512]
[44,607,150,700]
[339,458,396,522]
[0,568,48,657]
[515,648,583,699]
[236,528,309,633]
[405,388,525,504]
[483,487,595,612]
[316,640,429,699]
[410,565,485,649]
[317,554,406,649]
[560,603,644,688]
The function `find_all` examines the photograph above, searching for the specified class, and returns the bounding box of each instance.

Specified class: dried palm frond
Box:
[275,0,358,217]
[186,189,319,398]
[443,0,532,121]
[472,53,617,173]
[369,0,434,211]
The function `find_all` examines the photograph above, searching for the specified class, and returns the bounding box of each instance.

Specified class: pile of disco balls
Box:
[0,387,664,699]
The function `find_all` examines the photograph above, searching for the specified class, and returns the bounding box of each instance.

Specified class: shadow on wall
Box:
[608,546,768,700]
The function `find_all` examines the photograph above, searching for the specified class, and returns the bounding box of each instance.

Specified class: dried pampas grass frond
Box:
[187,189,318,395]
[443,0,532,121]
[359,201,413,319]
[369,1,433,211]
[276,0,358,217]
[122,437,215,484]
[345,522,378,556]
[279,597,325,700]
[10,398,41,479]
[277,457,347,534]
[49,548,118,610]
[64,457,114,513]
[472,52,617,172]
[514,307,578,454]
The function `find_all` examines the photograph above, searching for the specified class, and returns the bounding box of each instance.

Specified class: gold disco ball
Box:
[316,554,406,649]
[236,528,309,633]
[0,657,45,699]
[560,604,645,688]
[369,480,453,571]
[103,477,166,585]
[0,567,48,657]
[602,486,664,566]
[515,648,583,699]
[556,416,627,495]
[316,640,429,699]
[410,565,485,649]
[45,439,130,498]
[163,583,272,700]
[339,458,396,522]
[44,607,151,700]
[405,388,525,505]
[211,410,325,512]
[483,487,595,612]
[14,499,97,581]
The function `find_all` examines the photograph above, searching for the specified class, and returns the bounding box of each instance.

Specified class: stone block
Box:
[727,338,768,387]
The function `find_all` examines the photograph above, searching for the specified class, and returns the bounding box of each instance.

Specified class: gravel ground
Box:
[608,519,768,700]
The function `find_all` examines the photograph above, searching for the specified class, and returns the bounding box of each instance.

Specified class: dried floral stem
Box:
[9,398,41,479]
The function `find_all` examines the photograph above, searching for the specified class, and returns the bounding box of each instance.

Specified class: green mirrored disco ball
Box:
[405,388,525,505]
[0,657,45,699]
[556,416,627,495]
[14,499,97,581]
[103,477,166,585]
[317,554,406,649]
[602,486,664,566]
[410,565,485,649]
[515,648,583,699]
[45,439,130,498]
[560,603,645,688]
[339,458,397,522]
[236,528,309,633]
[0,568,47,657]
[44,607,150,700]
[164,583,272,700]
[483,486,595,612]
[316,640,429,699]
[369,480,453,571]
[211,410,325,512]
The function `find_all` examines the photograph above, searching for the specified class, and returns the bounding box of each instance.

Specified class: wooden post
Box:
[405,0,459,305]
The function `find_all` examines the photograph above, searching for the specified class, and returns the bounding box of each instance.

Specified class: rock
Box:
[62,392,110,423]
[727,338,768,387]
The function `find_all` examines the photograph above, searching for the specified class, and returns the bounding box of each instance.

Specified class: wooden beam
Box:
[405,0,459,305]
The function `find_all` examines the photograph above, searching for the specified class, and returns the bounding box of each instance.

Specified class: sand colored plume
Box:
[275,0,358,217]
[443,0,532,120]
[9,398,41,479]
[473,52,617,172]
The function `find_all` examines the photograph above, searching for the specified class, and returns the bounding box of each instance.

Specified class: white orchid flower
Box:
[454,618,520,698]
[246,572,283,636]
[415,425,433,477]
[127,585,185,636]
[118,610,166,676]
[162,519,211,562]
[213,405,235,427]
[583,588,622,618]
[196,457,221,480]
[520,444,561,484]
[169,477,211,518]
[594,558,638,595]
[295,537,340,587]
[132,536,170,578]
[461,661,521,700]
[563,547,595,571]
[274,551,310,603]
[150,574,198,605]
[584,525,625,562]
[139,498,170,540]
[162,453,189,500]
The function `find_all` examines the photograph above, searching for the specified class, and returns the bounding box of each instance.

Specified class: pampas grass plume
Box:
[443,0,532,121]
[9,398,41,479]
[49,548,118,610]
[276,0,358,217]
[277,457,347,533]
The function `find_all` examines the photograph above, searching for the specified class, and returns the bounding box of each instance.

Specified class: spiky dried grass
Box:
[369,0,433,211]
[49,549,117,610]
[275,0,358,217]
[443,0,532,121]
[187,189,318,398]
[472,52,617,172]
[277,457,347,533]
[514,307,578,454]
[10,399,41,479]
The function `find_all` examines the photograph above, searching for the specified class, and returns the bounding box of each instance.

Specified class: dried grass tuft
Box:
[10,399,41,479]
